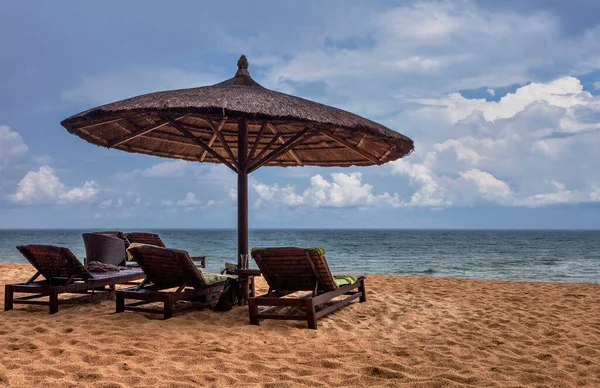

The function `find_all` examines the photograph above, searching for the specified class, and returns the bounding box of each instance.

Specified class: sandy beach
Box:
[0,262,598,387]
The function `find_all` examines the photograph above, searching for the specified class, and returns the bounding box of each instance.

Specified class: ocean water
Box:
[0,229,598,283]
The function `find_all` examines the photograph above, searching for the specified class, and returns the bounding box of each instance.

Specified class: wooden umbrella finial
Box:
[236,55,250,77]
[238,55,248,69]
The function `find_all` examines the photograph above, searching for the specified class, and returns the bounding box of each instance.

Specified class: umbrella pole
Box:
[237,118,249,269]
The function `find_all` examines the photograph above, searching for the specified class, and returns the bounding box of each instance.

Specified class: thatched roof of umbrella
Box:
[61,55,413,171]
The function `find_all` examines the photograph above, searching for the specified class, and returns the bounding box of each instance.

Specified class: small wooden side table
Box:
[225,268,262,305]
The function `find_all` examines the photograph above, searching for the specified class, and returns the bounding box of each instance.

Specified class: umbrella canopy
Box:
[61,55,414,266]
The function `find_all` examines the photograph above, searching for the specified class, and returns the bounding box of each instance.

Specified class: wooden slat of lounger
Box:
[129,246,207,289]
[308,255,337,292]
[254,247,305,256]
[17,245,93,280]
[125,232,166,247]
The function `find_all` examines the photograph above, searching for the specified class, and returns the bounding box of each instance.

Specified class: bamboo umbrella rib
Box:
[114,121,134,134]
[108,114,189,147]
[73,112,147,131]
[378,147,393,162]
[316,128,380,164]
[248,133,281,167]
[248,127,314,173]
[201,118,227,162]
[267,123,304,166]
[209,118,238,167]
[166,118,238,172]
[356,134,367,148]
[247,122,267,163]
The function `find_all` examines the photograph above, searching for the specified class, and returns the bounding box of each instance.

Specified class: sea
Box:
[0,229,598,283]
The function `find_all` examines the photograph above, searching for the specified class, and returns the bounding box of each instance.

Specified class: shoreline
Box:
[0,262,597,286]
[1,262,599,387]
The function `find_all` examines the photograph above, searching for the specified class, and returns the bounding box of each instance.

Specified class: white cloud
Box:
[390,160,449,207]
[411,77,596,125]
[177,192,200,206]
[515,181,576,207]
[389,76,600,208]
[162,192,222,209]
[460,169,512,200]
[11,166,98,204]
[60,182,98,202]
[434,139,481,164]
[253,172,402,208]
[0,126,28,165]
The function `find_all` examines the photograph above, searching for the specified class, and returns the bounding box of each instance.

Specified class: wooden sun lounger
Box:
[117,246,226,319]
[125,232,206,268]
[249,247,366,329]
[4,245,144,314]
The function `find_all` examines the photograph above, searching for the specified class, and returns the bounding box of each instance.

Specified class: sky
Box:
[1,0,600,229]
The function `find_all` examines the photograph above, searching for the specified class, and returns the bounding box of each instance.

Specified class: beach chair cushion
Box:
[125,232,166,248]
[126,242,157,261]
[200,272,231,285]
[334,275,358,286]
[307,247,326,256]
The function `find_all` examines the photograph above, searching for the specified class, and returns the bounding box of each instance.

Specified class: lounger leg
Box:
[4,285,13,311]
[359,279,367,303]
[249,277,255,298]
[248,299,259,326]
[163,295,173,319]
[306,299,317,330]
[49,289,59,314]
[116,292,125,313]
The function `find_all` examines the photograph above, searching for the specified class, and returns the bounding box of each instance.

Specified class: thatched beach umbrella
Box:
[61,55,414,268]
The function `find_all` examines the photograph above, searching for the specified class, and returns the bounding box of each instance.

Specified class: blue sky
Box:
[1,0,600,229]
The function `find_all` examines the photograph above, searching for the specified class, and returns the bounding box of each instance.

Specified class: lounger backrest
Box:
[251,247,338,293]
[125,232,166,248]
[16,245,93,280]
[96,231,131,248]
[128,245,206,289]
[82,233,127,266]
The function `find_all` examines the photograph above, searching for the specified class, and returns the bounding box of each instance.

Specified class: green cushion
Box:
[250,247,265,255]
[307,247,326,256]
[201,272,231,285]
[334,275,358,286]
[126,242,157,261]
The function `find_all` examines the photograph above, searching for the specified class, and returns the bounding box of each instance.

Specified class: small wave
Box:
[420,268,436,274]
